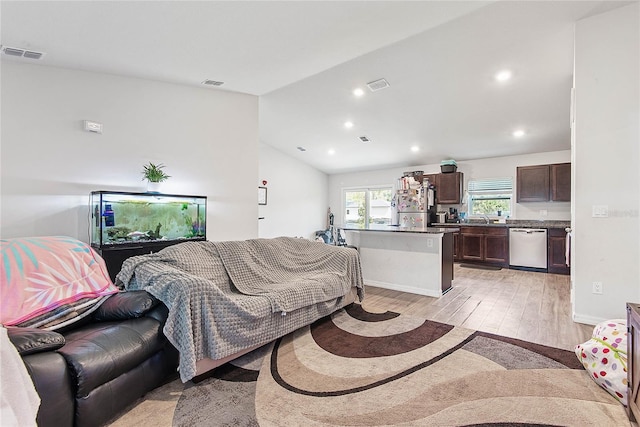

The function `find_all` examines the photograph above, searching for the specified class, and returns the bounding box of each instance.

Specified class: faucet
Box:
[482,214,490,224]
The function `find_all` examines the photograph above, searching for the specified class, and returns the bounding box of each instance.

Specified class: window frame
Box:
[342,185,394,227]
[466,177,513,219]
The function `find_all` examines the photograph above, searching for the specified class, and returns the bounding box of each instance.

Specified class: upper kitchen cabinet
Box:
[550,163,571,201]
[436,172,464,204]
[516,165,549,202]
[423,173,439,188]
[516,163,570,202]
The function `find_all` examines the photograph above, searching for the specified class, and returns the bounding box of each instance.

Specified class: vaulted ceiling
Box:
[1,1,632,173]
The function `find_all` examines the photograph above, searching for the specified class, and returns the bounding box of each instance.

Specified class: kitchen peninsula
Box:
[341,225,459,297]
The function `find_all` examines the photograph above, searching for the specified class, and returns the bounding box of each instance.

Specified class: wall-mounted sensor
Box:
[84,120,103,134]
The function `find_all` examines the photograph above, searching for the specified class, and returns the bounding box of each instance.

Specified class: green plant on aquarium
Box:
[141,162,171,183]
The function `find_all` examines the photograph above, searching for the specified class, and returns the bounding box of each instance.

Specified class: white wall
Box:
[572,3,640,323]
[329,150,571,223]
[258,143,329,239]
[0,62,259,242]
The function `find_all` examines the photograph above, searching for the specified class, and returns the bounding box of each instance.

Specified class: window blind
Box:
[468,178,513,193]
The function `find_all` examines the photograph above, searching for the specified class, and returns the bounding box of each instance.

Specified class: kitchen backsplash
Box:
[438,201,570,221]
[511,201,570,221]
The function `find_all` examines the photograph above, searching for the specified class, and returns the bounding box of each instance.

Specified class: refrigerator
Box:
[394,175,435,227]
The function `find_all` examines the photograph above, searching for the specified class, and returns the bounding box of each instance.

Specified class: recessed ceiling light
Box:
[328,149,336,155]
[410,146,420,152]
[512,129,526,138]
[495,70,512,82]
[353,88,364,97]
[344,121,354,129]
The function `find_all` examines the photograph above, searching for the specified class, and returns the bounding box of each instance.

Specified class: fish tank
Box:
[90,191,207,248]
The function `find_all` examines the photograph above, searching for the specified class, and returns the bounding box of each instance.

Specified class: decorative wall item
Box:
[141,162,170,193]
[258,186,267,205]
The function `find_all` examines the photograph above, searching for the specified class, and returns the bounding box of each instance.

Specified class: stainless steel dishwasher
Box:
[509,228,547,270]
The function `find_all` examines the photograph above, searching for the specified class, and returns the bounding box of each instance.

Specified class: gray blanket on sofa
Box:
[116,237,364,382]
[213,237,364,312]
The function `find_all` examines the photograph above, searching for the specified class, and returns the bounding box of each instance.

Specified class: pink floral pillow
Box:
[1,236,119,327]
[575,319,628,405]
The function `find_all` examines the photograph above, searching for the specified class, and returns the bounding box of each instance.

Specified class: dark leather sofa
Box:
[7,290,179,427]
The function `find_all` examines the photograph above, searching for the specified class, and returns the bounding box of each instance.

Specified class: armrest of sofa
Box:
[93,290,160,321]
[145,303,170,326]
[7,327,65,356]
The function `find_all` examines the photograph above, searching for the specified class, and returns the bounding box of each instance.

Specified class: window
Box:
[467,178,513,217]
[344,187,393,227]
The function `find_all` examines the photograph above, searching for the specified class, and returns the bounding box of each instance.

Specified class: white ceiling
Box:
[1,1,632,174]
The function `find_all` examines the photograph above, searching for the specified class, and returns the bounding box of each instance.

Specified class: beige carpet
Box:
[110,304,629,426]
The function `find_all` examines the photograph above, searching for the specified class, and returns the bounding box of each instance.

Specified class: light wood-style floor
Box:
[361,263,594,351]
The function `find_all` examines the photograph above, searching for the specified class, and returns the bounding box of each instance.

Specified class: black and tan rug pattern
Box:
[110,305,629,426]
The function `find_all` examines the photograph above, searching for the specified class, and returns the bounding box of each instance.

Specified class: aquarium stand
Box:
[96,239,205,281]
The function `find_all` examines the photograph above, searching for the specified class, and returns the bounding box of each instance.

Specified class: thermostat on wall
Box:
[84,120,103,134]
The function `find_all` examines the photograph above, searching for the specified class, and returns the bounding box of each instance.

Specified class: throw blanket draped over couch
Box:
[116,237,364,382]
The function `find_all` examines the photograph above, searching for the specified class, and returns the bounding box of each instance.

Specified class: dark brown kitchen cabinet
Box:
[424,173,439,188]
[452,231,461,261]
[436,172,463,204]
[548,228,570,275]
[550,163,571,201]
[484,228,509,265]
[516,163,571,203]
[517,165,550,202]
[460,226,508,267]
[461,230,484,261]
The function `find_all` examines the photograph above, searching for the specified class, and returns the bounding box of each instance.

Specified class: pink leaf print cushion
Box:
[575,319,628,405]
[1,236,119,326]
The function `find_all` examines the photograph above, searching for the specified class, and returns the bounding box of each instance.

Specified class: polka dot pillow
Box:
[575,319,628,405]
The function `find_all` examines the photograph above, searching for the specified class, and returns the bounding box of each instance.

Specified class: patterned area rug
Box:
[109,305,629,426]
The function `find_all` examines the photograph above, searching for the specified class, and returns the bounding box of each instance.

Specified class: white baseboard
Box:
[572,313,611,326]
[364,280,442,298]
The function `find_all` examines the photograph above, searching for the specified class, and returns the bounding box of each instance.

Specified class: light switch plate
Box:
[592,205,609,218]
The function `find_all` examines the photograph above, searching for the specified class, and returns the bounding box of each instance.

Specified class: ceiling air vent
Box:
[358,136,371,143]
[202,79,224,86]
[366,78,390,92]
[296,146,307,152]
[1,45,45,60]
[23,51,43,60]
[3,47,23,56]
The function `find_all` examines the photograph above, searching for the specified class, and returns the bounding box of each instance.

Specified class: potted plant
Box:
[141,162,170,192]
